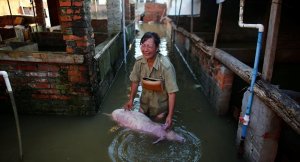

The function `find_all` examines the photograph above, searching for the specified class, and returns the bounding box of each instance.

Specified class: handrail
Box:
[94,32,121,60]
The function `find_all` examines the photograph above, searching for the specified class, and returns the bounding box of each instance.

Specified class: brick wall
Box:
[144,3,166,23]
[59,0,95,54]
[173,27,234,115]
[0,51,95,115]
[0,0,135,115]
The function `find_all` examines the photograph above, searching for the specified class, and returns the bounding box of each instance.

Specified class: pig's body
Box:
[111,108,185,143]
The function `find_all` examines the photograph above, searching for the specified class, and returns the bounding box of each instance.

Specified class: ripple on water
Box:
[108,127,201,162]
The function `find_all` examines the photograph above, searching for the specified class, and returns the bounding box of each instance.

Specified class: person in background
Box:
[124,32,179,129]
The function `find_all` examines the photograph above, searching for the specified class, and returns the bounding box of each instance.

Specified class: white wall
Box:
[167,0,201,16]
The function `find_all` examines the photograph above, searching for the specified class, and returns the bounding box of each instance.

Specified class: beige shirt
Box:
[130,53,179,116]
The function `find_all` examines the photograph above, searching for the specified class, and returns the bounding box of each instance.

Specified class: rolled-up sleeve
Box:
[164,64,179,93]
[129,62,140,82]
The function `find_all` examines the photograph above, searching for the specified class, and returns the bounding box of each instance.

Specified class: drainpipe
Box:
[238,0,264,148]
[190,0,193,33]
[0,71,23,160]
[122,0,127,64]
[239,0,264,32]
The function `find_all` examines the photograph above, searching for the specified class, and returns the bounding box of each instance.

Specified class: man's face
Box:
[140,38,158,60]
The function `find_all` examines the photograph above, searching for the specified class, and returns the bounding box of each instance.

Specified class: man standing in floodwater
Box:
[124,32,179,129]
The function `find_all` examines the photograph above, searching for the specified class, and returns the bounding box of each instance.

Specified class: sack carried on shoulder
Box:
[142,77,164,91]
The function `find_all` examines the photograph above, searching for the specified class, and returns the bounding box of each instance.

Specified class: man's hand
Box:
[165,114,173,130]
[124,82,138,111]
[123,100,133,111]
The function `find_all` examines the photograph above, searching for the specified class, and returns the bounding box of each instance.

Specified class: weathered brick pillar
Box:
[130,3,135,20]
[125,0,130,21]
[237,91,282,162]
[213,64,234,115]
[59,0,95,55]
[106,0,122,37]
[34,0,46,31]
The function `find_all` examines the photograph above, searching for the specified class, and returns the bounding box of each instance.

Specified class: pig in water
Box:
[111,108,185,144]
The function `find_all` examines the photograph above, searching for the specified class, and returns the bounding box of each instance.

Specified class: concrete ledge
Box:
[0,51,84,64]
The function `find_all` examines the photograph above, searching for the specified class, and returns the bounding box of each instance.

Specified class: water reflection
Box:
[109,127,201,162]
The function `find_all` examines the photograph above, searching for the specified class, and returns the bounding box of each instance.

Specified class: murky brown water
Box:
[0,23,243,162]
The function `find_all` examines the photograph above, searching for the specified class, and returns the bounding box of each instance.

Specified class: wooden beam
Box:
[209,46,256,83]
[212,47,300,134]
[255,80,300,134]
[262,0,282,81]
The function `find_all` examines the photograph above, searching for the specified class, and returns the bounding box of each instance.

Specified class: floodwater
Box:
[0,23,243,162]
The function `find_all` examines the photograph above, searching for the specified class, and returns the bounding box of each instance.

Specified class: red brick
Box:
[60,15,72,22]
[78,66,87,71]
[70,76,87,83]
[224,74,234,84]
[32,94,49,99]
[16,65,37,71]
[25,72,47,77]
[74,87,89,94]
[66,8,73,14]
[59,1,71,7]
[38,64,60,72]
[68,70,81,76]
[35,78,48,83]
[38,89,59,95]
[73,15,82,21]
[73,9,82,14]
[63,35,88,41]
[61,22,72,28]
[68,65,78,71]
[30,83,50,89]
[49,95,70,100]
[66,46,74,54]
[62,7,80,14]
[73,1,83,7]
[69,76,81,83]
[47,72,60,77]
[216,73,224,88]
[76,40,89,47]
